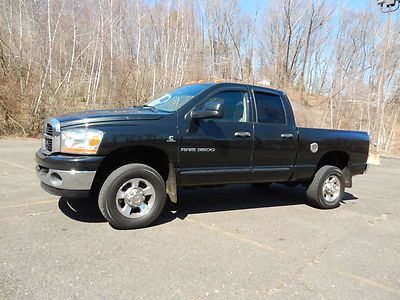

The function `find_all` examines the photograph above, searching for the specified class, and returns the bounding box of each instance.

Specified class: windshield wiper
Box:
[143,105,157,112]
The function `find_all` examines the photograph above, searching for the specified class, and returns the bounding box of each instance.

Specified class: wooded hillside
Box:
[0,0,399,154]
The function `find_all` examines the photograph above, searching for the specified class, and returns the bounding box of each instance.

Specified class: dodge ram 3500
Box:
[36,82,369,229]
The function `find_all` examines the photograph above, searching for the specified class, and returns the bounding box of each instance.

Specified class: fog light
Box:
[50,172,62,187]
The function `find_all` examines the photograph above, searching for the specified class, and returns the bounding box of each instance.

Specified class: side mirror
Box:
[191,101,224,120]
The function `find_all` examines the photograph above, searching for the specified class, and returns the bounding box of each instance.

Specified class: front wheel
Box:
[98,163,167,229]
[306,165,345,209]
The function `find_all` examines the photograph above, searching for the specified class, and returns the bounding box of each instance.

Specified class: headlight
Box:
[61,128,104,155]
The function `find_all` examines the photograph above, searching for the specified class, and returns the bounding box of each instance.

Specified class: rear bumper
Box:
[35,150,104,197]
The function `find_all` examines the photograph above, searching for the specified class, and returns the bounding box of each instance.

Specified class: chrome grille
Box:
[45,137,53,152]
[41,118,61,155]
[45,123,53,136]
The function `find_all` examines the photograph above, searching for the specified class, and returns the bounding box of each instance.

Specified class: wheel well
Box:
[317,151,350,170]
[316,151,352,187]
[91,146,170,195]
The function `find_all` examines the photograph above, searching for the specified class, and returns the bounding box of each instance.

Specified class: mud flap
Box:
[343,165,352,188]
[166,163,177,203]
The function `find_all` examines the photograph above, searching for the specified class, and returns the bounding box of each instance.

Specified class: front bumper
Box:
[35,150,104,197]
[37,166,96,189]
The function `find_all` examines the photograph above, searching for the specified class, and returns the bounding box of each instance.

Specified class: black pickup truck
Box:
[36,82,369,229]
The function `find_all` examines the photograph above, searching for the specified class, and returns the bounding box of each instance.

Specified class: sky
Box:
[236,0,399,26]
[237,0,388,14]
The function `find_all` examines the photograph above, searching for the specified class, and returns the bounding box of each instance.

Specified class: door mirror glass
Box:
[191,101,224,120]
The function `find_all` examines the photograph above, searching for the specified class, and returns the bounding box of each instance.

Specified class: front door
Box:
[178,88,253,186]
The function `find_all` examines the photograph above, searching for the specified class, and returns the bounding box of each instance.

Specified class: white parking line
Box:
[334,269,400,296]
[0,199,58,209]
[0,210,54,220]
[184,217,284,254]
[0,158,35,173]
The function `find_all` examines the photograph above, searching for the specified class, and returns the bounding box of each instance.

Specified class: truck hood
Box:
[55,108,169,127]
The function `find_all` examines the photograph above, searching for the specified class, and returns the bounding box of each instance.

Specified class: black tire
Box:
[98,163,167,229]
[306,165,345,209]
[251,182,272,188]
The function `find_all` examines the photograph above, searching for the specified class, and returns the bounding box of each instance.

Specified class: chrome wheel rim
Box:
[115,178,156,218]
[322,175,341,202]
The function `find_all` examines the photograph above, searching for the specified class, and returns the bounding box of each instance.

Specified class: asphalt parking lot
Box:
[1,138,399,299]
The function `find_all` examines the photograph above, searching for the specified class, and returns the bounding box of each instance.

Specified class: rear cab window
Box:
[253,92,286,124]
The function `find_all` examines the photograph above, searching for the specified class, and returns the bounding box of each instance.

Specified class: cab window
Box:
[201,91,249,123]
[254,92,286,124]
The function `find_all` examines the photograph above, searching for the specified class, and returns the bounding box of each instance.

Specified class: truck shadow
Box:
[58,197,105,223]
[58,184,358,227]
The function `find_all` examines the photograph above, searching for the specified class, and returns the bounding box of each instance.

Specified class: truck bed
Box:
[291,127,369,181]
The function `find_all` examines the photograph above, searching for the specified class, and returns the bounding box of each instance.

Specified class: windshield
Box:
[146,84,213,112]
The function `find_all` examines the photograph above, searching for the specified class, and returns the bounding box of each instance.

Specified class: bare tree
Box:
[0,0,398,154]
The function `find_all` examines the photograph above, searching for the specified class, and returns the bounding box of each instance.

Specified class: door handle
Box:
[281,133,294,139]
[235,131,251,138]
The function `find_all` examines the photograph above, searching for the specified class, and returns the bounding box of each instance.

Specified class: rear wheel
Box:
[98,163,167,229]
[306,165,345,209]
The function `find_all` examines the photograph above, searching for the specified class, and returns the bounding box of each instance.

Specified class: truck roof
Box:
[190,81,285,96]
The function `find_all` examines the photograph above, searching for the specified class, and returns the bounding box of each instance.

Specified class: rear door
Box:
[250,89,298,182]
